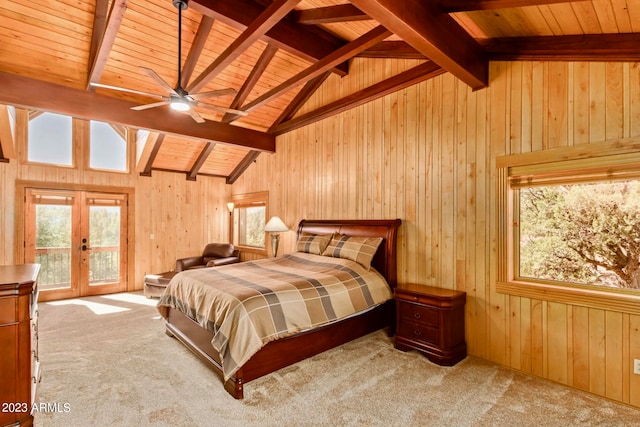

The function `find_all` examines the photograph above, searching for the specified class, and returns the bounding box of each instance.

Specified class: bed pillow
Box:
[296,232,333,255]
[322,233,383,270]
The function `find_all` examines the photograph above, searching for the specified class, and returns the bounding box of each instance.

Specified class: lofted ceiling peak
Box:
[1,0,638,179]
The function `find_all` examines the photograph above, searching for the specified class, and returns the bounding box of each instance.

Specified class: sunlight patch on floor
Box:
[102,292,159,307]
[46,299,130,315]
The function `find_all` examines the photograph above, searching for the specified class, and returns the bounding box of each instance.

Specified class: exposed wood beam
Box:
[222,44,278,123]
[0,105,16,161]
[88,0,109,66]
[138,133,165,177]
[295,5,369,24]
[481,34,640,62]
[191,0,349,76]
[270,72,331,127]
[439,0,584,13]
[181,16,214,88]
[109,123,127,141]
[187,142,216,181]
[350,0,487,90]
[226,150,261,184]
[241,26,391,114]
[86,0,129,89]
[357,41,427,59]
[135,131,157,173]
[188,0,301,93]
[0,72,275,153]
[270,61,444,135]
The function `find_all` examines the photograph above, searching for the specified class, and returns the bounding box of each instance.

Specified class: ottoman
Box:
[143,271,177,298]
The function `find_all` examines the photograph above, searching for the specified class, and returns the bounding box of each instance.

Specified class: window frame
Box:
[20,109,132,174]
[230,191,268,256]
[496,139,640,315]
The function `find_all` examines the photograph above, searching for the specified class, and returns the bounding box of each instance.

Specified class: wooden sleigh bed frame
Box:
[163,218,401,399]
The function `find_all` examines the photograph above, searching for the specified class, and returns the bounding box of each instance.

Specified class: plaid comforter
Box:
[157,252,393,380]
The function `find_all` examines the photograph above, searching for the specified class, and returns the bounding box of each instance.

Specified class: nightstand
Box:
[395,283,466,366]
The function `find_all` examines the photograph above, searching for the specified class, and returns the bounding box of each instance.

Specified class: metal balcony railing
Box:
[35,246,120,290]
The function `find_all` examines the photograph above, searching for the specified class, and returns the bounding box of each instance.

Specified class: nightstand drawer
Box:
[397,301,439,327]
[395,283,467,366]
[397,320,439,344]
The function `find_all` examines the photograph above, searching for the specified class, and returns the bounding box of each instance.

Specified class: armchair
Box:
[175,243,241,271]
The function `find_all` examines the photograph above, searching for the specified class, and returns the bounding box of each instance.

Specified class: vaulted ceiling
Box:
[1,0,639,181]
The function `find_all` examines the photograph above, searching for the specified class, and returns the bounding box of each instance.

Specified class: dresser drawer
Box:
[397,319,439,345]
[397,300,439,327]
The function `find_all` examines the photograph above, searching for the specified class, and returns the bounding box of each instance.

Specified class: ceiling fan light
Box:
[170,100,190,112]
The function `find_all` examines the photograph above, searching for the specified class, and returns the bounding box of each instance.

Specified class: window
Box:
[517,181,640,289]
[237,205,266,248]
[496,141,640,314]
[90,121,127,172]
[28,112,73,166]
[231,192,268,254]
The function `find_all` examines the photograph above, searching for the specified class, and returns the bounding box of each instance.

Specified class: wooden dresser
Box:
[395,283,466,366]
[0,264,40,427]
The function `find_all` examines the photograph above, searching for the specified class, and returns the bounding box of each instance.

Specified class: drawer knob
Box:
[413,312,421,319]
[413,329,422,336]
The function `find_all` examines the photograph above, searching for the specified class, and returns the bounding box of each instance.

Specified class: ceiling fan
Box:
[91,0,246,123]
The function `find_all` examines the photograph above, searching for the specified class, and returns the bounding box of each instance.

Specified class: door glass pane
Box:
[35,205,72,290]
[89,206,121,286]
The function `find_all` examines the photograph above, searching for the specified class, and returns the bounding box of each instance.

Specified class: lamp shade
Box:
[264,216,289,232]
[226,202,235,213]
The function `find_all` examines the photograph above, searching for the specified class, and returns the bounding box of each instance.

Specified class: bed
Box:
[157,218,401,399]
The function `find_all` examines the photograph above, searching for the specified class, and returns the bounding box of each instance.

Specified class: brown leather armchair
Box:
[175,243,241,271]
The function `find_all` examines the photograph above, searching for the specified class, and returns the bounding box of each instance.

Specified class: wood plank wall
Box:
[0,109,230,289]
[231,59,640,408]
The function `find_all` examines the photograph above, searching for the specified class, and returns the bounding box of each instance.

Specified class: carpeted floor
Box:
[34,292,640,426]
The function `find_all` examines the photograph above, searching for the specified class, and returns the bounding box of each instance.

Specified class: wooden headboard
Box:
[297,219,402,288]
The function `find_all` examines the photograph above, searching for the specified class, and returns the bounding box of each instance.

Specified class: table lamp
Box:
[264,216,288,257]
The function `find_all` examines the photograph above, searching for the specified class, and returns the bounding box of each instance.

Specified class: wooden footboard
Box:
[164,299,394,399]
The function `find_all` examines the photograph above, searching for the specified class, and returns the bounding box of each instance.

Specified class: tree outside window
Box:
[518,181,640,290]
[231,192,268,254]
[496,142,640,313]
[237,205,266,248]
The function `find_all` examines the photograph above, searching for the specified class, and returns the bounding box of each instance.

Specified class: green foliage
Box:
[243,207,265,247]
[36,205,71,248]
[90,207,120,246]
[519,181,640,290]
[35,205,121,286]
[236,206,265,247]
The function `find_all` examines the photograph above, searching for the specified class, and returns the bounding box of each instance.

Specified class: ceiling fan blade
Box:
[140,67,178,95]
[184,108,206,124]
[190,88,237,100]
[131,100,171,111]
[197,103,248,116]
[90,82,165,99]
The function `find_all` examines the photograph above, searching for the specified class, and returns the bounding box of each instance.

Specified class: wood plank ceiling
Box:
[1,0,639,181]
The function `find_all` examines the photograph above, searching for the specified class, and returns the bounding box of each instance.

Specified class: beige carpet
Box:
[34,292,640,427]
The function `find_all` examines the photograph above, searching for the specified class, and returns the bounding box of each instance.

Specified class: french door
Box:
[24,188,128,301]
